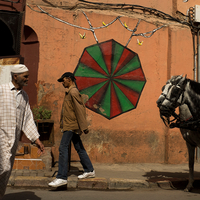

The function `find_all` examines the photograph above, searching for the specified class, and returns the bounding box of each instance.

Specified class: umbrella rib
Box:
[110,81,122,118]
[114,78,146,95]
[112,81,135,113]
[113,80,140,108]
[85,80,110,110]
[81,51,108,77]
[80,63,108,78]
[113,50,137,76]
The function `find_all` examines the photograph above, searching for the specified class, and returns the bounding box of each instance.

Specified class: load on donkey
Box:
[156,75,200,192]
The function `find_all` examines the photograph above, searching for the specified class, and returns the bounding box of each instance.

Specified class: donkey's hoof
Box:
[184,186,193,192]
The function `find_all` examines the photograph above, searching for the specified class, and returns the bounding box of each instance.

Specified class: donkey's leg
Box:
[185,142,195,192]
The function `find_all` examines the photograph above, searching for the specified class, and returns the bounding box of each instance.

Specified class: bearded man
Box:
[0,64,44,199]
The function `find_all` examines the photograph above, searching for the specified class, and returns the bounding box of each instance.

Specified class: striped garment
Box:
[0,82,39,199]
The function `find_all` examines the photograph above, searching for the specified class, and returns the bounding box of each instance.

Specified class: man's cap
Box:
[57,72,76,82]
[11,64,29,74]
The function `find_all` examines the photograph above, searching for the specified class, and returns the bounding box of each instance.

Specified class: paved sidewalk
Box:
[8,163,200,190]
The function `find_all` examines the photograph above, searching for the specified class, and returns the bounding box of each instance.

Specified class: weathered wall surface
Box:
[24,0,198,164]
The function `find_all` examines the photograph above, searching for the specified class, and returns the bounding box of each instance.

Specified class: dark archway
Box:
[21,25,39,107]
[0,19,16,56]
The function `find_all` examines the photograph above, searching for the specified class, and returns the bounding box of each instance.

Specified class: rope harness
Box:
[158,78,200,131]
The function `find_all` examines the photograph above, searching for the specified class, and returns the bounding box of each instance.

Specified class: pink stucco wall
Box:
[24,0,198,164]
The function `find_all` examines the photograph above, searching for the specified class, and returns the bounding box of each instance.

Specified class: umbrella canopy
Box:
[74,39,146,119]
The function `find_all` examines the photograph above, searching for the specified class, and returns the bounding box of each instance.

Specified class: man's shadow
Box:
[3,191,41,200]
[49,165,81,192]
[144,170,200,193]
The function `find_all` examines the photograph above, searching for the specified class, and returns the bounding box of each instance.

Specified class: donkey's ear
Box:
[182,76,186,81]
[177,75,187,86]
[185,74,187,78]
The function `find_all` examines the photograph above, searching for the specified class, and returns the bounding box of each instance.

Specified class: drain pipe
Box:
[193,33,197,81]
[198,29,200,82]
[190,6,200,162]
[197,28,200,162]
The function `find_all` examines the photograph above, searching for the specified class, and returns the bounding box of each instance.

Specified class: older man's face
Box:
[16,71,29,87]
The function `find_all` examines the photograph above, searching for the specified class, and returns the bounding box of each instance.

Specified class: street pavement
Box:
[8,163,200,191]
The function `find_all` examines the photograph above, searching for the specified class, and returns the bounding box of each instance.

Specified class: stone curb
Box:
[7,175,160,190]
[108,178,149,190]
[8,175,189,190]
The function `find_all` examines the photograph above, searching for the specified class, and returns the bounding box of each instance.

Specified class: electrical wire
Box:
[0,0,20,3]
[78,0,190,27]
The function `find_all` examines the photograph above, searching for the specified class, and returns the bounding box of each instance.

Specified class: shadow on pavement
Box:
[144,170,200,182]
[3,191,41,200]
[48,185,68,192]
[168,180,200,194]
[144,170,200,193]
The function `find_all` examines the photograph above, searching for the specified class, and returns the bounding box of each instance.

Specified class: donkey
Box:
[156,75,200,192]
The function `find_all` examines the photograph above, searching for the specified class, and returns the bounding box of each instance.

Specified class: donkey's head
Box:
[156,75,187,119]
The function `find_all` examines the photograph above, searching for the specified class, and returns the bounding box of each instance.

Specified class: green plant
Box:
[32,106,52,120]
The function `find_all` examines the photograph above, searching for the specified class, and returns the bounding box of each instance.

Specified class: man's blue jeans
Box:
[56,130,94,180]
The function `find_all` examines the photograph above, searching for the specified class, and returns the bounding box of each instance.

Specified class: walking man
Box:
[48,72,95,187]
[0,64,44,199]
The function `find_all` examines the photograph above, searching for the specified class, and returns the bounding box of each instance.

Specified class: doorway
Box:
[21,25,39,107]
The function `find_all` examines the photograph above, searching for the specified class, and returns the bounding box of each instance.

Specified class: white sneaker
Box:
[78,170,95,179]
[48,178,67,187]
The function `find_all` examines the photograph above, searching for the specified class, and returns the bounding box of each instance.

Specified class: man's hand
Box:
[35,138,45,155]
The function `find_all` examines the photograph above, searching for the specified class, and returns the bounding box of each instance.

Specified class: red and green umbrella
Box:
[74,39,146,119]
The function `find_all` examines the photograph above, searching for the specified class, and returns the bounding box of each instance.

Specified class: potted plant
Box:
[32,106,54,146]
[32,106,52,121]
